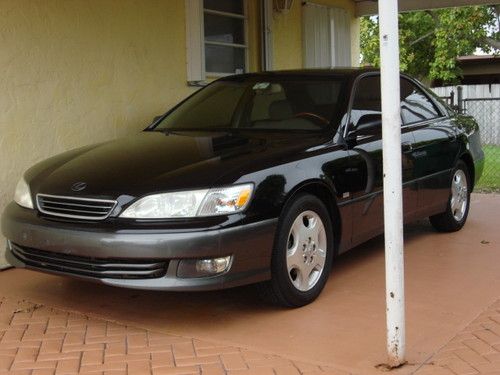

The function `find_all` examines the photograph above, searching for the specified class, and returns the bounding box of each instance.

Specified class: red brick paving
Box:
[0,297,350,375]
[415,299,500,375]
[2,296,500,374]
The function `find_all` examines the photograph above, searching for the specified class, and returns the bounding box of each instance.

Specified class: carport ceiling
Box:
[355,0,500,16]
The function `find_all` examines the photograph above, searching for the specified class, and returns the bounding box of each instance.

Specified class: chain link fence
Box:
[463,98,500,192]
[436,85,500,192]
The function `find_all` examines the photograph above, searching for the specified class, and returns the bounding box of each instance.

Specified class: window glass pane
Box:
[154,79,346,132]
[400,79,440,124]
[250,84,287,121]
[204,13,245,45]
[204,0,244,14]
[205,44,245,74]
[248,80,343,129]
[157,83,246,130]
[351,75,382,127]
[306,82,342,106]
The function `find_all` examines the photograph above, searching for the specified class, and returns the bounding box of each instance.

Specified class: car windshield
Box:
[153,78,346,132]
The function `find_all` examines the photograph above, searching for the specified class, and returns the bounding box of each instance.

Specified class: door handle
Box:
[401,142,413,153]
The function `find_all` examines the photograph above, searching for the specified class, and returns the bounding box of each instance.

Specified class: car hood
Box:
[27,131,331,200]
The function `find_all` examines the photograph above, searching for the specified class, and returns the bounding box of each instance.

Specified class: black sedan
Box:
[1,69,484,307]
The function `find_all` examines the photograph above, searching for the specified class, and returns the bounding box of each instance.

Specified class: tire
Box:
[429,160,471,232]
[259,193,334,307]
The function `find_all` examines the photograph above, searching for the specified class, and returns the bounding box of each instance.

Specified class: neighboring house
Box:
[456,55,500,86]
[432,55,500,87]
[432,55,500,146]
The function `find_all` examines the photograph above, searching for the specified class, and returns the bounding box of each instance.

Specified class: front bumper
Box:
[1,202,277,291]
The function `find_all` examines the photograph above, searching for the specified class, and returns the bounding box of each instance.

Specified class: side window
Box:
[400,78,441,125]
[350,75,382,129]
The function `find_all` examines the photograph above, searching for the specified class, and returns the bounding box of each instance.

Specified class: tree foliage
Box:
[360,6,499,83]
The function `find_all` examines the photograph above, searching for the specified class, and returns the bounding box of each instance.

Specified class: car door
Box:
[399,77,460,217]
[345,74,417,247]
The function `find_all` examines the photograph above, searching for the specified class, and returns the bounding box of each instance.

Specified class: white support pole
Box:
[378,0,406,367]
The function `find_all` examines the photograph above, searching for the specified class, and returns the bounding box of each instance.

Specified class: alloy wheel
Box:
[451,169,468,221]
[286,210,327,292]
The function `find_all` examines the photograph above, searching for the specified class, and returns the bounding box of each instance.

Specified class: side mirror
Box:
[345,113,382,145]
[356,113,382,135]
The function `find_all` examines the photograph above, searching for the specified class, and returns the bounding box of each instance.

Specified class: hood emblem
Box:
[71,182,87,192]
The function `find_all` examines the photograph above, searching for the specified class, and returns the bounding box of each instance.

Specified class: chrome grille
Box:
[10,243,168,279]
[36,194,117,220]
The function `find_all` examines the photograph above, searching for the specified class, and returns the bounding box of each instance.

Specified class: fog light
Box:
[197,257,232,274]
[177,256,232,278]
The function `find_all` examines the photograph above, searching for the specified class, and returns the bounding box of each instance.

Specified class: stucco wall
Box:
[272,0,360,69]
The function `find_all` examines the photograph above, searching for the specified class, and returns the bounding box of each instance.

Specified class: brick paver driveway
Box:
[0,297,346,375]
[0,194,499,375]
[416,299,500,375]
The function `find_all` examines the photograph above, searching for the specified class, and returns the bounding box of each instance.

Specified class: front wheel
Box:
[259,194,334,307]
[429,160,471,232]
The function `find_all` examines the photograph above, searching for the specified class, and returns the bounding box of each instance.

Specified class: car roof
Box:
[221,67,380,81]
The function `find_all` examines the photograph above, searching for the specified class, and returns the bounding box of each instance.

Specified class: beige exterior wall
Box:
[0,0,359,266]
[272,0,361,69]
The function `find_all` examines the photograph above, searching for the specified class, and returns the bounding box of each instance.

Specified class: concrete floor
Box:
[0,193,498,374]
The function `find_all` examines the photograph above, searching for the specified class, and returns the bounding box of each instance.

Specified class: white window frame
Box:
[186,0,249,84]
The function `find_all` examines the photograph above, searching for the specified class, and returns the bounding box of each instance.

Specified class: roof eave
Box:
[355,0,499,17]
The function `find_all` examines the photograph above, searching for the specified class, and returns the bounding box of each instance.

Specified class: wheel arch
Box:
[281,180,342,256]
[459,152,475,189]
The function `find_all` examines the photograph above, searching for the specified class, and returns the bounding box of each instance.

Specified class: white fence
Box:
[432,84,500,100]
[431,84,500,145]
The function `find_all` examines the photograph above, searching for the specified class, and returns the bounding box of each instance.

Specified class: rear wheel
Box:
[260,194,334,307]
[429,160,471,232]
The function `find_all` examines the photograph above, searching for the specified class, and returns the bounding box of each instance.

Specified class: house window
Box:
[186,0,248,83]
[204,0,247,75]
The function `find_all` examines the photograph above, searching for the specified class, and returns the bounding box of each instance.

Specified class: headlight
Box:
[14,177,34,209]
[197,184,253,216]
[120,184,253,219]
